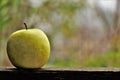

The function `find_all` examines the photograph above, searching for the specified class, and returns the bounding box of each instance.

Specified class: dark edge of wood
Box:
[0,68,120,80]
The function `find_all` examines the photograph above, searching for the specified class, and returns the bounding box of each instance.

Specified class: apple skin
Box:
[7,29,50,69]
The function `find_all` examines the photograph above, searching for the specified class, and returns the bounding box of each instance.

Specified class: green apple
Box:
[7,23,50,69]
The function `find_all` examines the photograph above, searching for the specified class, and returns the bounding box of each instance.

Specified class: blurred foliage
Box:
[0,0,120,68]
[0,0,10,29]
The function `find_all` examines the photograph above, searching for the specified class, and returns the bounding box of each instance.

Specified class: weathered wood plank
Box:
[0,68,120,80]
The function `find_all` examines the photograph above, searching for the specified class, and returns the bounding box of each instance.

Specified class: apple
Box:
[7,23,50,69]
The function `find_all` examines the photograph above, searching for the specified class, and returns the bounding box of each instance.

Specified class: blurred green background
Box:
[0,0,120,68]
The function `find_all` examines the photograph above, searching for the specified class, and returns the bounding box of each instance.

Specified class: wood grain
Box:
[0,68,120,80]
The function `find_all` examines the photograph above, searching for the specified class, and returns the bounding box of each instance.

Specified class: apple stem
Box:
[24,23,28,30]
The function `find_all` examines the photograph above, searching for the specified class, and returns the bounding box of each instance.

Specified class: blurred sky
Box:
[88,0,116,12]
[30,0,116,12]
[28,0,117,34]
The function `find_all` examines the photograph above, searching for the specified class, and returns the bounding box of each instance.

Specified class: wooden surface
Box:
[0,68,120,80]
